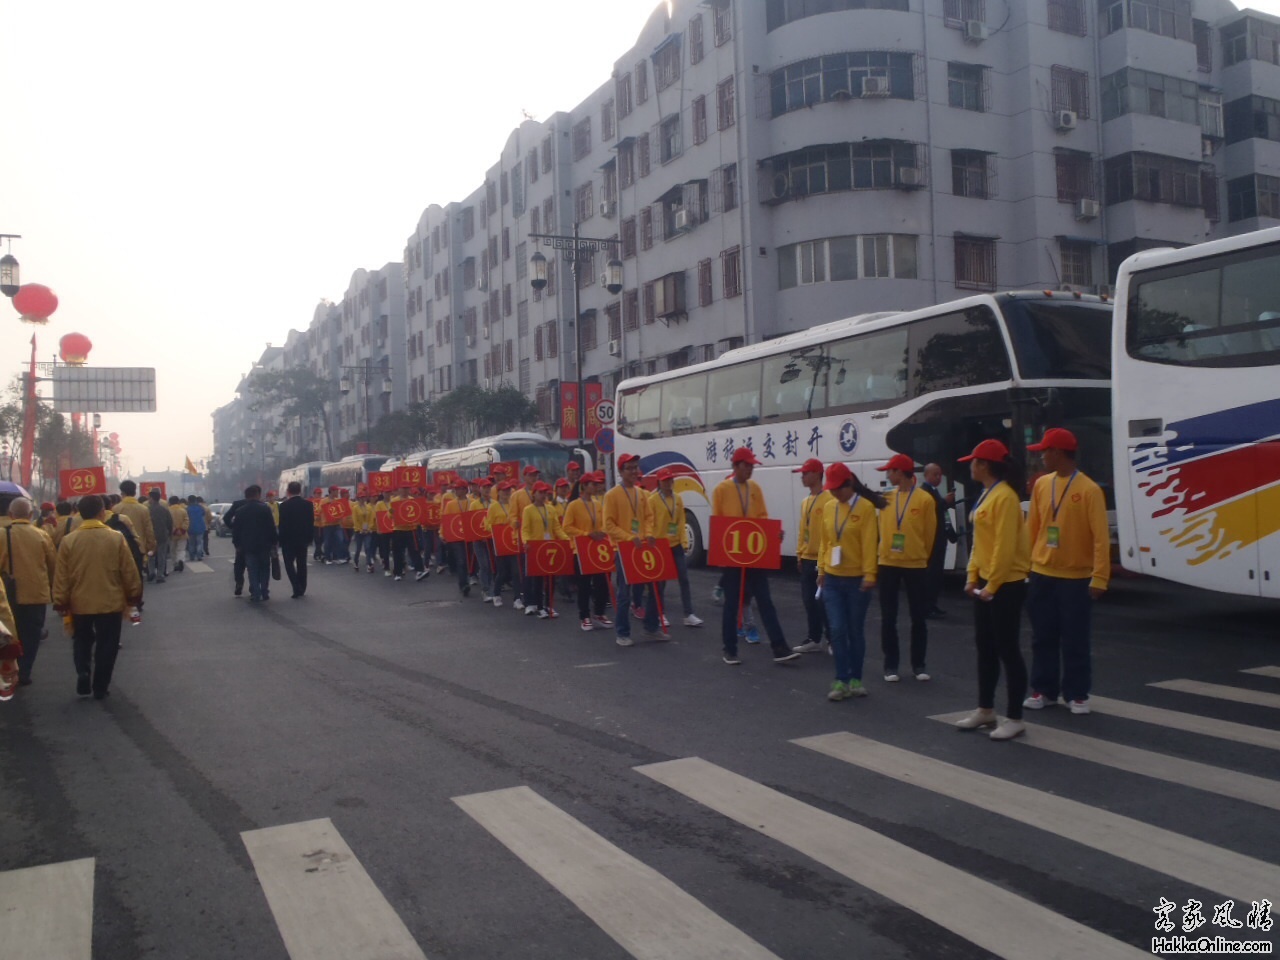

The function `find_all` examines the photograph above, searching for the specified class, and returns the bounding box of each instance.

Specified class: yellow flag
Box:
[185,456,199,476]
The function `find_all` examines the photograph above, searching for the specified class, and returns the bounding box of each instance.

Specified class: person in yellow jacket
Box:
[484,481,519,606]
[443,479,481,598]
[815,462,879,700]
[562,471,612,631]
[955,439,1032,741]
[1023,428,1110,716]
[0,572,17,700]
[0,497,57,687]
[874,453,938,683]
[520,481,567,618]
[388,486,429,582]
[648,467,703,630]
[53,494,143,700]
[792,458,831,653]
[509,466,540,610]
[115,481,157,558]
[350,489,376,574]
[168,496,188,571]
[52,501,82,549]
[603,454,661,645]
[371,494,393,575]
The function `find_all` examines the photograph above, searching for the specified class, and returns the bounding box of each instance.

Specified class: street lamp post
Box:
[529,223,621,442]
[0,233,21,298]
[339,359,392,453]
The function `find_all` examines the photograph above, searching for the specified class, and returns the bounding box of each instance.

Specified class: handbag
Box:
[271,552,282,581]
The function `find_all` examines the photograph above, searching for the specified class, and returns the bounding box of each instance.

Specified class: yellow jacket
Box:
[269,501,280,526]
[52,514,83,548]
[0,577,15,639]
[509,486,534,536]
[602,484,652,542]
[877,484,938,569]
[521,502,567,543]
[1027,470,1110,590]
[797,489,832,561]
[389,495,418,532]
[817,495,879,583]
[966,481,1031,595]
[169,503,189,537]
[561,497,605,550]
[0,519,57,604]
[351,502,374,533]
[488,500,517,535]
[373,500,391,531]
[711,478,769,519]
[648,490,689,549]
[340,499,355,529]
[116,496,156,554]
[53,520,143,615]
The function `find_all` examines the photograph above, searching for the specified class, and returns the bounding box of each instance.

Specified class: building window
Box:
[638,133,651,177]
[547,320,558,358]
[947,63,986,112]
[722,246,742,298]
[1104,152,1201,207]
[698,258,714,306]
[619,141,636,188]
[617,74,633,119]
[636,60,648,103]
[1049,0,1087,35]
[621,217,637,259]
[1100,68,1199,125]
[504,285,513,317]
[660,114,682,164]
[1059,241,1094,287]
[516,243,528,280]
[955,236,997,291]
[1101,0,1193,42]
[778,234,918,288]
[717,76,736,130]
[603,163,617,206]
[505,340,514,373]
[462,258,477,290]
[655,39,681,92]
[1224,95,1280,145]
[602,99,615,142]
[501,171,509,206]
[543,197,555,233]
[575,182,595,222]
[1201,167,1220,222]
[572,117,592,161]
[722,164,739,211]
[542,134,554,173]
[689,14,704,64]
[623,289,640,331]
[1227,174,1280,221]
[693,96,708,145]
[606,302,622,342]
[1051,66,1090,119]
[766,141,921,200]
[528,150,538,185]
[951,150,993,199]
[519,358,530,392]
[1055,150,1097,202]
[766,0,909,32]
[534,326,544,362]
[770,51,916,116]
[943,0,985,24]
[1194,18,1212,70]
[641,282,655,324]
[713,0,732,45]
[640,206,654,250]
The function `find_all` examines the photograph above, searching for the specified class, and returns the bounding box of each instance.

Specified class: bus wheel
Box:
[686,516,705,568]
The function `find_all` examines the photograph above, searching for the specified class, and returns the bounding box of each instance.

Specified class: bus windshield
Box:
[1001,299,1112,380]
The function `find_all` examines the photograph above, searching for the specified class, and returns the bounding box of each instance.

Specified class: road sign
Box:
[52,367,156,413]
[595,427,614,454]
[593,398,615,425]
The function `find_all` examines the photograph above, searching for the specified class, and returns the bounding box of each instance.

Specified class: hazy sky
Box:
[0,0,668,474]
[4,0,1277,474]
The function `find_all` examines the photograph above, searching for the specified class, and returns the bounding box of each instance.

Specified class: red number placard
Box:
[60,467,106,497]
[441,510,488,543]
[375,510,394,534]
[394,465,426,489]
[707,517,783,570]
[368,471,395,493]
[392,498,425,527]
[492,523,520,556]
[575,536,616,574]
[311,499,323,523]
[431,469,460,487]
[139,481,167,499]
[526,539,575,577]
[489,461,520,482]
[321,499,353,523]
[422,501,441,526]
[618,539,676,583]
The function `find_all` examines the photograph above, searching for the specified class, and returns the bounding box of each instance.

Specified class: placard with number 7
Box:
[575,536,616,574]
[526,539,575,577]
[707,517,783,570]
[617,540,676,583]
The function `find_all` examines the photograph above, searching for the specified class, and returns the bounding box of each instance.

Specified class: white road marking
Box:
[241,818,428,960]
[795,731,1279,902]
[1087,695,1280,751]
[636,758,1147,960]
[1242,665,1280,679]
[183,561,213,574]
[454,786,779,960]
[929,713,1280,811]
[1148,678,1280,710]
[0,858,94,960]
[573,662,618,669]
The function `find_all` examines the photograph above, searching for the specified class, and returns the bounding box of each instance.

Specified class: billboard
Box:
[52,367,157,413]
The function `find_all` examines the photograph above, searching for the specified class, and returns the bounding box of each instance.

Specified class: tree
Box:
[431,385,540,446]
[246,367,335,460]
[371,402,437,455]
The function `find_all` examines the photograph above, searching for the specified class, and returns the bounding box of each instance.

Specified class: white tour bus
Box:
[277,461,330,496]
[1113,226,1280,598]
[617,291,1114,566]
[425,432,594,483]
[319,454,390,494]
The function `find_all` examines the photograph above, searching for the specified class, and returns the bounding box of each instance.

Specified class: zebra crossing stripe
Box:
[795,731,1280,903]
[635,757,1148,960]
[241,818,428,960]
[1242,665,1280,679]
[0,858,94,960]
[1149,678,1280,710]
[929,712,1280,812]
[1087,695,1280,750]
[454,785,781,960]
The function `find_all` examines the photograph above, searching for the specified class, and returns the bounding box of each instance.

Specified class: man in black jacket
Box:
[921,463,958,618]
[222,496,248,596]
[234,485,278,602]
[276,481,315,599]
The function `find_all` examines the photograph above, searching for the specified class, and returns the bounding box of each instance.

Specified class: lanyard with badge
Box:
[659,492,678,538]
[890,487,915,555]
[973,480,1002,517]
[536,505,551,540]
[1047,471,1077,549]
[624,485,641,535]
[736,481,751,518]
[829,495,859,567]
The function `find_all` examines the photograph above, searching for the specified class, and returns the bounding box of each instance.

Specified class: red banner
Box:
[139,481,167,499]
[60,466,106,497]
[431,469,460,488]
[392,498,427,527]
[618,539,676,583]
[375,509,394,534]
[575,536,615,574]
[489,461,520,483]
[707,517,783,570]
[560,382,580,441]
[492,523,520,556]
[368,471,395,493]
[526,539,575,577]
[321,499,353,524]
[394,465,426,489]
[441,510,488,543]
[584,382,604,441]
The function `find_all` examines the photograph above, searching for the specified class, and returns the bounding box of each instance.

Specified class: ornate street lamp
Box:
[530,251,548,292]
[0,253,18,298]
[604,258,624,296]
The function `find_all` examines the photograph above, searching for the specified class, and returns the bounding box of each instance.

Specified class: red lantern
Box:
[59,332,93,366]
[11,284,59,325]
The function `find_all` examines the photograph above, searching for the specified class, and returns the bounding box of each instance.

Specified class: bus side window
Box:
[908,306,1009,395]
[661,373,708,435]
[827,328,908,410]
[708,362,761,427]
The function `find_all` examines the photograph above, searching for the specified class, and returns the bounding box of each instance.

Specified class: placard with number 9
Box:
[618,540,676,583]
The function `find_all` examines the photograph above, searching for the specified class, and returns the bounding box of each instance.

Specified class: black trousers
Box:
[925,545,947,611]
[281,543,309,596]
[15,603,47,682]
[719,568,789,657]
[233,549,246,591]
[879,565,930,673]
[490,554,516,597]
[799,558,828,643]
[391,530,422,577]
[374,532,391,568]
[73,612,124,695]
[454,542,472,592]
[973,580,1028,720]
[577,570,609,620]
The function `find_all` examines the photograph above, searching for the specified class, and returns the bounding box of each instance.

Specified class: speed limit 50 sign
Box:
[593,398,615,425]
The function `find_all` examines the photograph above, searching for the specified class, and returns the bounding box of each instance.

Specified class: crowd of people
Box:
[0,429,1109,742]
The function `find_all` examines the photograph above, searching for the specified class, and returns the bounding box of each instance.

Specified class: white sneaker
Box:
[491,596,503,608]
[393,575,403,581]
[661,615,670,628]
[914,672,931,682]
[383,570,392,577]
[990,719,1026,741]
[524,605,537,616]
[514,599,526,611]
[615,636,634,647]
[793,640,824,653]
[1068,699,1091,715]
[954,708,998,730]
[547,609,560,619]
[537,609,549,619]
[884,673,900,683]
[1023,693,1051,710]
[682,614,704,627]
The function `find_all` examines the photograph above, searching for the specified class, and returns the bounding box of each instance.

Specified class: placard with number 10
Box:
[707,517,783,570]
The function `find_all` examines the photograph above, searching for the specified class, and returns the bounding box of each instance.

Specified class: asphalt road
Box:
[2,540,1277,960]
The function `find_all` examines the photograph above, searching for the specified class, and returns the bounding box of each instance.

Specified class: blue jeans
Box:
[186,533,205,561]
[245,550,271,600]
[351,531,373,564]
[324,525,348,562]
[655,544,695,617]
[615,564,659,638]
[823,575,872,684]
[1027,573,1092,701]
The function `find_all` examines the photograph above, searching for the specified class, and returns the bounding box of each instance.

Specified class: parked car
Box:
[208,502,233,537]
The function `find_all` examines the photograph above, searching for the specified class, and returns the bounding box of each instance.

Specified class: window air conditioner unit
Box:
[674,207,692,231]
[1201,137,1215,158]
[482,325,490,340]
[1075,198,1101,220]
[599,200,616,218]
[1055,110,1078,131]
[964,19,989,41]
[608,339,622,357]
[860,76,889,97]
[465,334,476,347]
[896,167,922,188]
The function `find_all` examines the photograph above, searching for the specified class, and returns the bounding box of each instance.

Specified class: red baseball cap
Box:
[533,481,553,493]
[791,458,823,475]
[1027,427,1078,452]
[732,447,761,465]
[585,471,605,484]
[339,489,350,498]
[453,479,468,490]
[655,466,675,481]
[959,439,1011,462]
[522,465,541,476]
[566,461,582,472]
[617,453,641,469]
[266,490,278,498]
[328,485,339,492]
[555,478,570,487]
[824,462,854,491]
[312,487,323,496]
[477,477,492,487]
[877,453,916,473]
[425,485,441,495]
[40,501,55,511]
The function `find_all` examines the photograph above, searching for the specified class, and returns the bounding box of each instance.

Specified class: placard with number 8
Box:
[575,536,616,574]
